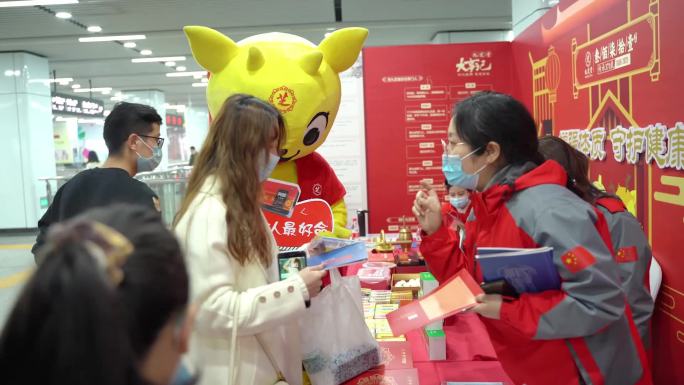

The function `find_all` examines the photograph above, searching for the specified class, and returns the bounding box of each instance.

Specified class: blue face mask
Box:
[442,147,482,190]
[449,196,470,210]
[136,137,162,173]
[169,362,199,385]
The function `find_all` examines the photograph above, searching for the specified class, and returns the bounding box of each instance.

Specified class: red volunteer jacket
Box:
[420,161,651,385]
[440,201,472,228]
[595,196,654,351]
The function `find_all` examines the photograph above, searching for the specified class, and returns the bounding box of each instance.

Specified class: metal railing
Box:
[38,176,70,206]
[38,166,192,226]
[136,167,192,225]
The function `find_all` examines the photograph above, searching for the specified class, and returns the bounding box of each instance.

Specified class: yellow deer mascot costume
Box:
[184,26,367,238]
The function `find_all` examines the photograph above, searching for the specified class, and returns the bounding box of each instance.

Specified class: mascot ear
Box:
[183,26,239,73]
[300,51,323,75]
[247,46,265,72]
[319,27,368,73]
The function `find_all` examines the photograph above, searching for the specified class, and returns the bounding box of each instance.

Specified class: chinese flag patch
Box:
[562,246,597,273]
[615,246,638,263]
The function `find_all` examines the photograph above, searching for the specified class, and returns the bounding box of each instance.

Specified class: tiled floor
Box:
[0,232,36,327]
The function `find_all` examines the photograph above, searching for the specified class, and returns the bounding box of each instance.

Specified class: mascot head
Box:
[184,26,367,161]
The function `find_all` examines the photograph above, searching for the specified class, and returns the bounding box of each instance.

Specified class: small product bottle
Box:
[351,217,360,239]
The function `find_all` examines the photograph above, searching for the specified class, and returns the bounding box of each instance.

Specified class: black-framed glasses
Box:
[138,134,165,148]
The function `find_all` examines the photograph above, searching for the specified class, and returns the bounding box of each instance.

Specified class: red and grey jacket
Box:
[595,196,654,350]
[420,161,651,385]
[440,201,472,228]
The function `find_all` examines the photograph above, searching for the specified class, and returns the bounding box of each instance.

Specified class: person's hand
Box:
[472,294,503,320]
[298,265,326,298]
[412,180,443,235]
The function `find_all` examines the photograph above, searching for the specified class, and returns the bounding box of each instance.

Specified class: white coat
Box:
[175,176,309,385]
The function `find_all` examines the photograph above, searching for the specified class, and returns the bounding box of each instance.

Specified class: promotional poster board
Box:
[363,42,513,232]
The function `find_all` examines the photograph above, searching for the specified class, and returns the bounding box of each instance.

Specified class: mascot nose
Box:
[303,128,320,146]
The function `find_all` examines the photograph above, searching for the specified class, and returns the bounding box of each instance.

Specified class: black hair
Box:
[453,91,544,166]
[87,150,100,163]
[538,135,614,204]
[0,205,188,385]
[445,178,451,190]
[190,146,196,151]
[104,102,162,155]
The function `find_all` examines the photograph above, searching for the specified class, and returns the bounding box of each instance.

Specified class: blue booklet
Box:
[306,237,368,270]
[475,247,561,294]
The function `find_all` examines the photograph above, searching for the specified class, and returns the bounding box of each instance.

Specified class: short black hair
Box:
[104,102,162,154]
[87,150,100,163]
[190,146,196,150]
[454,91,543,166]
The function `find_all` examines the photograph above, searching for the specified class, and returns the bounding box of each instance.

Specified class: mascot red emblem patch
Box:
[269,85,297,113]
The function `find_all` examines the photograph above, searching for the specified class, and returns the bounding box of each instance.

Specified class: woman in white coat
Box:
[174,94,326,385]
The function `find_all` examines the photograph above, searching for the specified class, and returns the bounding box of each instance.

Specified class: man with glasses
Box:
[32,102,164,261]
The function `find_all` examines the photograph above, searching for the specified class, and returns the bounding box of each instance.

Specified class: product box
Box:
[375,319,404,341]
[370,290,392,304]
[390,291,414,304]
[424,328,446,361]
[364,302,376,319]
[368,251,396,263]
[424,319,444,332]
[374,304,399,319]
[365,319,376,337]
[358,266,392,290]
[391,273,422,296]
[261,178,300,217]
[420,272,439,296]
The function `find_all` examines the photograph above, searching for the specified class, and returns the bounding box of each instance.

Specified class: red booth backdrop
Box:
[364,1,683,382]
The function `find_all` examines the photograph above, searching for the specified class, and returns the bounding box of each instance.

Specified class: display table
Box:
[345,262,514,385]
[406,313,513,385]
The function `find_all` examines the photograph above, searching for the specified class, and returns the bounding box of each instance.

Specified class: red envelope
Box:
[342,368,419,385]
[379,341,414,369]
[387,269,483,336]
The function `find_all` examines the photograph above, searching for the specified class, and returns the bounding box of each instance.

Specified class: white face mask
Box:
[259,152,280,181]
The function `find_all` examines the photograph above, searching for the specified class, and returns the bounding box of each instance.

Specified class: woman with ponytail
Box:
[0,204,191,385]
[539,135,655,356]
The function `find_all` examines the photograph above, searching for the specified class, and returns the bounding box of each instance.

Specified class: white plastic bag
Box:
[301,268,381,385]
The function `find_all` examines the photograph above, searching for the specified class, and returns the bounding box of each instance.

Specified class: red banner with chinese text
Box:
[363,42,513,234]
[512,0,684,383]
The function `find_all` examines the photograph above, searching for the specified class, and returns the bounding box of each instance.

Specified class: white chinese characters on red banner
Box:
[559,122,684,170]
[263,199,335,248]
[573,13,656,89]
[456,50,493,77]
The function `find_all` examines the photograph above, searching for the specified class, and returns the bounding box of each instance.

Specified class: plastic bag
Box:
[301,268,381,385]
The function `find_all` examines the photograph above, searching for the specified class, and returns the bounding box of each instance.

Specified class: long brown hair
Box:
[538,135,610,204]
[174,94,285,267]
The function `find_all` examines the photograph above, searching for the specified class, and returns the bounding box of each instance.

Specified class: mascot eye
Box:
[303,112,329,146]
